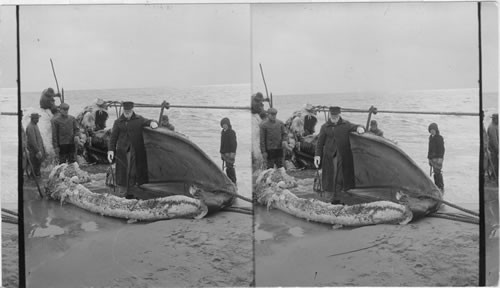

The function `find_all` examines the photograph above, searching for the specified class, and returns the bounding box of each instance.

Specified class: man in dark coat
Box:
[94,98,109,131]
[26,113,46,177]
[52,103,80,164]
[260,108,288,169]
[428,122,445,191]
[314,106,365,204]
[40,88,60,114]
[220,117,237,183]
[303,104,318,136]
[107,101,158,198]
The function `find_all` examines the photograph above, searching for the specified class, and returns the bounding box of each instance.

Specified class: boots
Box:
[226,167,237,184]
[434,172,444,192]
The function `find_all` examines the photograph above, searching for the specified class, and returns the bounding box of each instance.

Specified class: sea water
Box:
[272,88,489,205]
[2,87,494,210]
[0,88,19,210]
[20,84,252,207]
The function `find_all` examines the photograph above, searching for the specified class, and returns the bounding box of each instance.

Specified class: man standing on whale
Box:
[314,106,365,204]
[107,101,159,198]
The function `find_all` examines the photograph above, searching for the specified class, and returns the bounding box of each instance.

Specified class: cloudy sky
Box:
[0,3,497,95]
[252,2,498,95]
[10,4,251,92]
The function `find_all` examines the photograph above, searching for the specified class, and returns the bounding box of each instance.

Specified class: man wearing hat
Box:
[107,101,159,198]
[487,113,498,179]
[260,107,288,169]
[52,102,80,164]
[94,98,109,131]
[302,103,317,136]
[26,113,46,177]
[314,106,365,204]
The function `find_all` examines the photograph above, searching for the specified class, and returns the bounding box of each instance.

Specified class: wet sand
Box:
[254,170,481,286]
[2,220,19,288]
[485,178,499,286]
[23,165,253,288]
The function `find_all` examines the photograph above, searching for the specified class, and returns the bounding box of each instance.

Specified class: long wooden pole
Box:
[259,63,269,99]
[314,106,478,117]
[107,102,250,111]
[50,58,60,94]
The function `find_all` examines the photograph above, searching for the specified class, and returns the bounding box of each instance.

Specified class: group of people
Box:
[27,87,492,203]
[24,88,82,177]
[25,87,239,198]
[256,96,450,204]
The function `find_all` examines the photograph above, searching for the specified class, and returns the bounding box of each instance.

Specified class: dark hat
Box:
[329,106,341,115]
[59,103,70,110]
[30,113,41,119]
[220,117,231,128]
[267,107,278,115]
[123,101,134,110]
[370,119,378,125]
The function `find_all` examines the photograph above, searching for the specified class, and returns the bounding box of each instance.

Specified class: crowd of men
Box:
[23,87,497,202]
[252,91,462,204]
[24,87,239,199]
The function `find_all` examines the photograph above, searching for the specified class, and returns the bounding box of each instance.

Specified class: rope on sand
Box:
[1,208,18,217]
[223,207,253,215]
[219,190,254,204]
[417,194,479,217]
[428,213,479,225]
[2,214,18,225]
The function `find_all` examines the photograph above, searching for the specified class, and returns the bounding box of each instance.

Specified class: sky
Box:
[0,6,17,89]
[251,2,498,95]
[0,3,497,94]
[8,4,251,92]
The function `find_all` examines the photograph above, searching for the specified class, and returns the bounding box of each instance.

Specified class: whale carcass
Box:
[45,162,208,220]
[255,129,444,225]
[255,168,413,226]
[44,126,238,220]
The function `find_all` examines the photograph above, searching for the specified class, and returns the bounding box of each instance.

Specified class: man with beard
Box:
[107,101,159,198]
[314,106,365,204]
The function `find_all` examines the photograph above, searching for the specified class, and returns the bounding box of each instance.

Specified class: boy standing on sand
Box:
[428,122,445,192]
[220,117,237,183]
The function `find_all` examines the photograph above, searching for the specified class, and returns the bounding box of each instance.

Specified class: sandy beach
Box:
[485,178,499,286]
[2,221,19,288]
[23,165,253,288]
[254,170,483,286]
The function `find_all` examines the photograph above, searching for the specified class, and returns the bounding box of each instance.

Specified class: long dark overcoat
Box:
[108,113,152,186]
[315,118,359,192]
